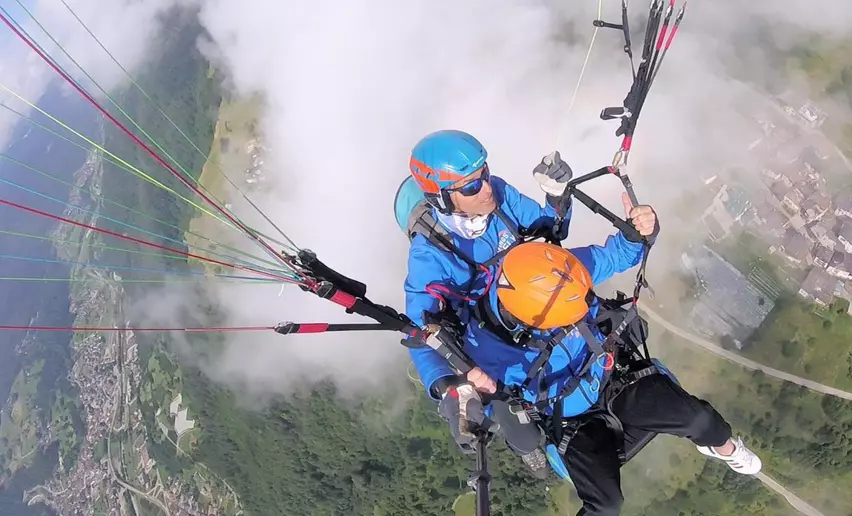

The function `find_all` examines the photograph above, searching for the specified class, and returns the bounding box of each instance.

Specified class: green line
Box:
[0,102,297,256]
[0,228,184,263]
[0,153,283,269]
[0,81,235,229]
[55,0,300,251]
[55,0,207,181]
[10,3,299,259]
[14,0,230,208]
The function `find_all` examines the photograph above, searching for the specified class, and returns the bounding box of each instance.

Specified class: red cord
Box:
[0,11,285,266]
[0,199,295,283]
[424,264,495,304]
[0,325,274,333]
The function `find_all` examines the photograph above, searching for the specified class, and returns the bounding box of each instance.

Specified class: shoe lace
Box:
[732,439,756,466]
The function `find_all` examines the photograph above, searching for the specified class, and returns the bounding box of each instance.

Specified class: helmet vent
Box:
[528,274,547,284]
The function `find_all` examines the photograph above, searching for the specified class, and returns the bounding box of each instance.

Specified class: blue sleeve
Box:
[499,178,572,241]
[570,232,645,285]
[404,236,456,398]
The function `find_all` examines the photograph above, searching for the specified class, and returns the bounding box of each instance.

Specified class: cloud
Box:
[0,0,194,149]
[178,0,852,395]
[189,0,629,393]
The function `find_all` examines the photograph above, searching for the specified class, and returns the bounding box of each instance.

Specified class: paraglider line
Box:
[0,91,237,231]
[0,10,286,268]
[0,325,274,333]
[0,254,280,282]
[0,104,297,259]
[0,175,285,276]
[5,0,299,257]
[53,0,300,252]
[0,276,272,284]
[0,197,301,284]
[558,0,604,146]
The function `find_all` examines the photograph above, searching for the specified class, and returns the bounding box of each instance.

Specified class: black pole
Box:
[471,430,492,516]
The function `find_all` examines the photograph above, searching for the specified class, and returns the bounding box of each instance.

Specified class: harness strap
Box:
[594,295,650,361]
[556,419,582,456]
[412,211,479,269]
[599,410,627,464]
[577,322,607,359]
[471,299,531,348]
[481,208,523,268]
[521,328,570,391]
[413,207,525,301]
[552,363,661,463]
[615,364,658,387]
[531,321,609,412]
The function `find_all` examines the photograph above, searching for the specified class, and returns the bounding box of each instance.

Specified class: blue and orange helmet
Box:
[409,130,488,195]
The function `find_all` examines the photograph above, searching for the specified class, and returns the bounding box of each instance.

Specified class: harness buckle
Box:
[514,408,531,425]
[557,420,581,456]
[509,400,541,423]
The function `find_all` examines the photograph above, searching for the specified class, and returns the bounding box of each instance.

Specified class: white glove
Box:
[532,151,573,196]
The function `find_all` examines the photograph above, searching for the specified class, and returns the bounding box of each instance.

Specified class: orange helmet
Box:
[496,242,593,330]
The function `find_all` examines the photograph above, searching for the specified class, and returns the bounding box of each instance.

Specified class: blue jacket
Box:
[411,229,645,417]
[404,176,567,327]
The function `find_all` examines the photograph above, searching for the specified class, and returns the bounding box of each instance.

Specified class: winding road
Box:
[640,307,852,401]
[757,473,826,516]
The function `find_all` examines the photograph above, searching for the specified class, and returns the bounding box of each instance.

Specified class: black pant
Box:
[565,373,732,516]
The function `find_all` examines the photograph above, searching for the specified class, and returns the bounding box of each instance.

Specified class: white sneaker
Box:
[696,437,762,475]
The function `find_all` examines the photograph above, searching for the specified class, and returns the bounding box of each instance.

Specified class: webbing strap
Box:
[577,322,607,359]
[531,322,606,412]
[618,364,658,386]
[521,327,570,391]
[413,211,479,269]
[482,208,522,268]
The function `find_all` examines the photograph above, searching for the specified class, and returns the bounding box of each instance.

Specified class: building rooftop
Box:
[835,193,852,214]
[808,190,832,211]
[781,229,812,261]
[814,245,835,265]
[800,267,835,305]
[782,165,807,184]
[838,220,852,243]
[722,185,752,220]
[753,199,776,220]
[770,181,791,199]
[681,246,775,340]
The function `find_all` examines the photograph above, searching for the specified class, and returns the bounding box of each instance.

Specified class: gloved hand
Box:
[438,383,496,453]
[533,151,573,196]
[621,193,660,243]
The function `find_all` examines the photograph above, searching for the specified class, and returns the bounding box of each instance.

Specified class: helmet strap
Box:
[426,191,455,215]
[495,301,531,344]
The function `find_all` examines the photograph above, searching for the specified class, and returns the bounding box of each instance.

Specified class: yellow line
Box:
[556,0,605,148]
[0,81,236,229]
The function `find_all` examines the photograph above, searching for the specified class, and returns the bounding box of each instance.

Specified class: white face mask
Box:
[437,212,490,239]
